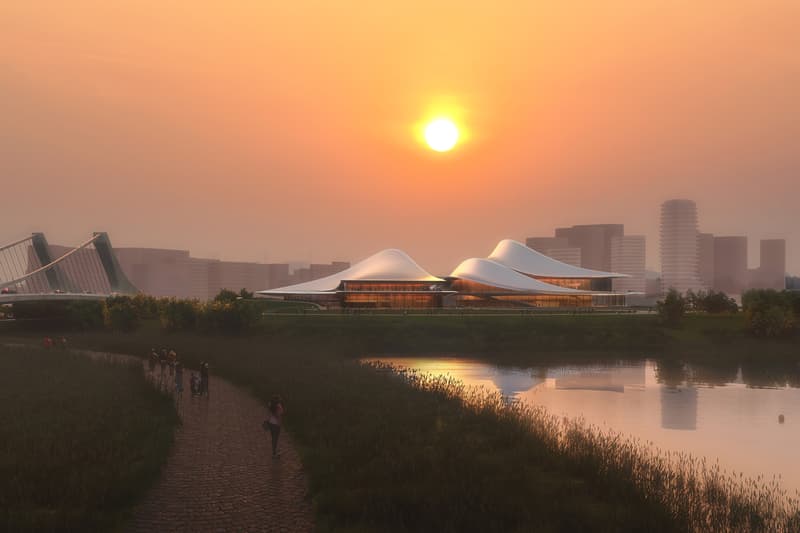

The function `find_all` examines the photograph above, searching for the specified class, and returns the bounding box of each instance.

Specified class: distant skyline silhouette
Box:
[2,1,798,274]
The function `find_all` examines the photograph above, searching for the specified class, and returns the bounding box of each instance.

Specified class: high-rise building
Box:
[755,239,786,290]
[554,224,624,271]
[610,235,646,293]
[526,237,569,252]
[713,236,748,294]
[660,199,704,293]
[697,232,715,290]
[525,237,582,266]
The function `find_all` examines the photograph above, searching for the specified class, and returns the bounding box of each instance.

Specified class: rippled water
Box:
[369,356,800,495]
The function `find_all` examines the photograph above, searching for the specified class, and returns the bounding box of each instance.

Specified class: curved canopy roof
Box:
[489,239,628,279]
[258,248,443,295]
[450,258,591,294]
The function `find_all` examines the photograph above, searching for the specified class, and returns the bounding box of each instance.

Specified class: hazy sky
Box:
[2,1,798,274]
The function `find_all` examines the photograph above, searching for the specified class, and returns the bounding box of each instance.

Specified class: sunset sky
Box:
[2,1,798,274]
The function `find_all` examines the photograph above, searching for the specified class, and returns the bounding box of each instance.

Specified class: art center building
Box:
[257,240,630,309]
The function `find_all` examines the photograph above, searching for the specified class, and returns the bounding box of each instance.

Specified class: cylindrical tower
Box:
[660,199,703,294]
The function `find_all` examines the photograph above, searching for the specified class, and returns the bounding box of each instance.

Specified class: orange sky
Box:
[1,1,798,274]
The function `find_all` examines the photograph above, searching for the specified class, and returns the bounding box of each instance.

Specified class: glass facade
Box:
[278,277,623,309]
[529,276,612,292]
[343,292,443,308]
[454,294,593,308]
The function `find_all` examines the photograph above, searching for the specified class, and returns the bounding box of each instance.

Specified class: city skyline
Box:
[2,2,798,274]
[19,198,794,279]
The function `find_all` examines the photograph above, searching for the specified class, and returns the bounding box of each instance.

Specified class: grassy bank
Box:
[26,314,794,532]
[0,345,178,532]
[4,314,798,531]
[47,329,675,532]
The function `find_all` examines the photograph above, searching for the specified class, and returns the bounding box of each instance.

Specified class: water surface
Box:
[370,356,800,495]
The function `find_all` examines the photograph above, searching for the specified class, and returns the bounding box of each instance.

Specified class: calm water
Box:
[370,356,800,495]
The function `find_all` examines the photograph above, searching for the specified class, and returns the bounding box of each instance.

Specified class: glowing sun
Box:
[424,118,459,152]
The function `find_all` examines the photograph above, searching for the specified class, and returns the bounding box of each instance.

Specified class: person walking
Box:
[168,349,177,378]
[159,349,168,388]
[174,361,184,407]
[199,361,209,397]
[148,349,158,374]
[265,395,284,458]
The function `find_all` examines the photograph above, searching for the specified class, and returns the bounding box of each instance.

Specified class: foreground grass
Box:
[0,345,178,532]
[6,314,799,531]
[41,326,679,532]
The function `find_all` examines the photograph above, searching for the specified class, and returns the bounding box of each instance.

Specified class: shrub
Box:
[657,289,687,327]
[213,288,240,304]
[65,300,105,329]
[158,298,199,332]
[103,296,140,332]
[197,300,259,334]
[742,289,797,338]
[131,293,160,319]
[687,290,738,314]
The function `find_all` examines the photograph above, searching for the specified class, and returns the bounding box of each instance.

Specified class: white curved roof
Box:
[258,249,443,295]
[450,258,591,294]
[489,239,628,279]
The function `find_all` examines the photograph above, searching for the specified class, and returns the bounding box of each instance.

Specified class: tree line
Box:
[657,287,800,338]
[10,289,261,334]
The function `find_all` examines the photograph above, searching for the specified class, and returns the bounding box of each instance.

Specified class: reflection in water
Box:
[369,356,800,495]
[490,367,545,397]
[660,387,698,431]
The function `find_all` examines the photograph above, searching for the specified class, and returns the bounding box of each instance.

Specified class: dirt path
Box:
[83,350,314,532]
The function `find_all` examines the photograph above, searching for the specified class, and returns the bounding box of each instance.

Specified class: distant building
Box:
[660,199,704,293]
[525,237,582,266]
[109,247,324,300]
[713,236,748,295]
[610,235,646,293]
[554,224,624,272]
[526,237,568,251]
[287,262,351,285]
[751,239,786,290]
[696,233,715,290]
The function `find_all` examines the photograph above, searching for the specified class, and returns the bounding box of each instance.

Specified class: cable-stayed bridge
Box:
[0,232,137,303]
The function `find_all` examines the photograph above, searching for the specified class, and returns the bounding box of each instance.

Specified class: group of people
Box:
[148,348,184,394]
[42,336,67,350]
[146,347,284,460]
[147,348,211,400]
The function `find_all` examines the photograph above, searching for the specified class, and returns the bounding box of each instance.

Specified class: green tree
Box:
[213,289,239,303]
[742,289,797,338]
[103,296,140,332]
[656,289,687,327]
[158,299,199,332]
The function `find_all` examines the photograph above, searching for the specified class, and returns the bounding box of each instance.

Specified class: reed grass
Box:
[384,363,800,532]
[0,345,178,531]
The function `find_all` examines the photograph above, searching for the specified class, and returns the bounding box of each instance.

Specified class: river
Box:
[369,356,800,496]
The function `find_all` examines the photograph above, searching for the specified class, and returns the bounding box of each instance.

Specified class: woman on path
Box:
[266,395,284,458]
[199,361,209,397]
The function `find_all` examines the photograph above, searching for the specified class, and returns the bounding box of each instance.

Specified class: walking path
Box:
[83,350,314,533]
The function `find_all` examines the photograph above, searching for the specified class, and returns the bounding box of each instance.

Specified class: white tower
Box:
[660,199,703,294]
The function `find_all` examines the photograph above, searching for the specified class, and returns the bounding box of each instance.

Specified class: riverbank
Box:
[4,314,798,531]
[0,345,178,531]
[8,314,794,531]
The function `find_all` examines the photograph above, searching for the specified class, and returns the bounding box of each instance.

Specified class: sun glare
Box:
[424,118,459,152]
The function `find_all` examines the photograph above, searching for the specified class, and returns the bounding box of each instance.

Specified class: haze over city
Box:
[2,1,798,274]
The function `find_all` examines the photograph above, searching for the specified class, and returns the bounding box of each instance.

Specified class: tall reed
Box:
[377,363,800,533]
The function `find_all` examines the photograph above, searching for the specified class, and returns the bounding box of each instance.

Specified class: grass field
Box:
[4,313,798,531]
[25,313,794,532]
[0,345,178,532]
